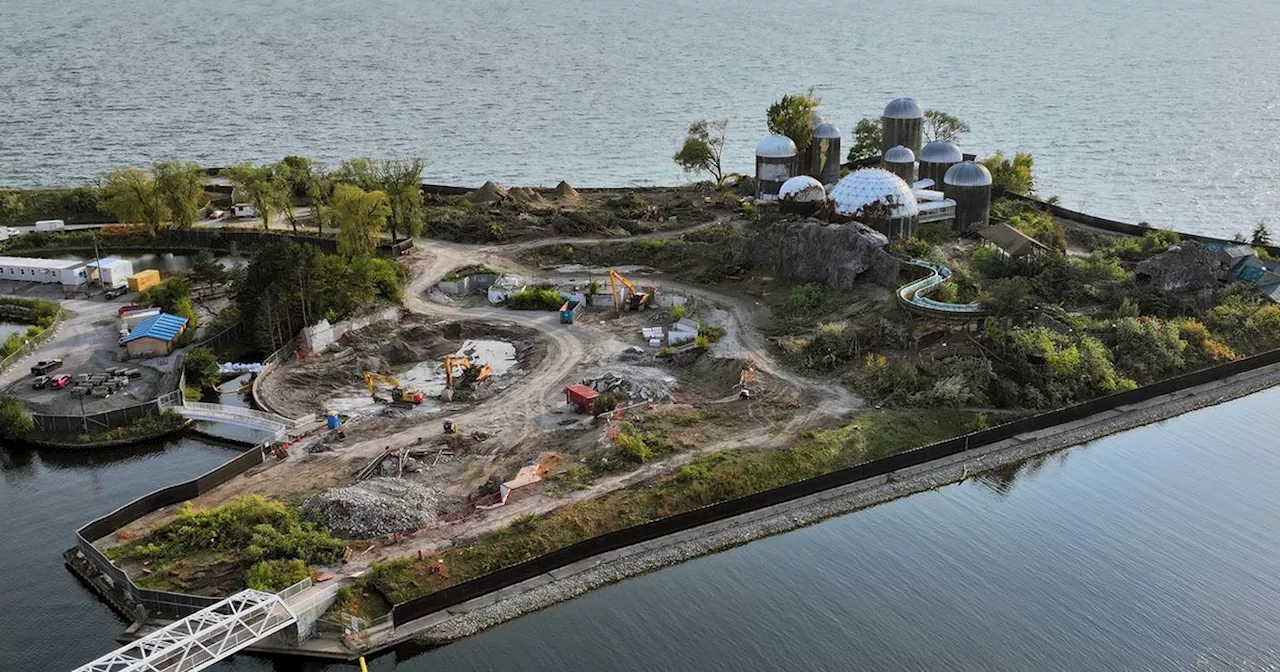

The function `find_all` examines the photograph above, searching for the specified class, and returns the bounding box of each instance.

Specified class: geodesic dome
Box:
[829,169,920,219]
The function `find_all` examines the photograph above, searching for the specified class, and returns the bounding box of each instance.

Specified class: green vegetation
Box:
[64,411,189,445]
[982,152,1036,195]
[0,396,33,440]
[1252,222,1272,247]
[670,305,688,320]
[697,323,726,343]
[332,183,391,259]
[0,186,114,226]
[922,110,971,143]
[102,168,169,233]
[0,297,63,360]
[108,495,342,594]
[221,163,288,232]
[152,161,208,230]
[138,278,198,338]
[673,119,728,185]
[506,286,566,311]
[368,410,975,604]
[846,118,883,167]
[766,91,822,153]
[992,199,1065,250]
[331,158,426,241]
[183,347,220,390]
[443,264,501,281]
[237,240,405,350]
[682,221,736,243]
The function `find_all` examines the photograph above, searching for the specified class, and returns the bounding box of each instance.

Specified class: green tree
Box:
[103,167,169,232]
[190,249,228,287]
[1251,222,1272,247]
[332,183,390,258]
[0,396,32,439]
[183,347,221,389]
[221,163,288,231]
[140,277,191,313]
[846,118,883,167]
[922,109,971,143]
[982,152,1036,195]
[274,156,317,233]
[980,276,1034,324]
[672,119,728,185]
[376,158,425,241]
[766,91,822,154]
[152,161,206,230]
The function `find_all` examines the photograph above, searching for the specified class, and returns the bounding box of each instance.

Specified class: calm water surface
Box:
[10,387,1279,671]
[3,0,1280,237]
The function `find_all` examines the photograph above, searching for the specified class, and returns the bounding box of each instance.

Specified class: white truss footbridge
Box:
[72,589,295,672]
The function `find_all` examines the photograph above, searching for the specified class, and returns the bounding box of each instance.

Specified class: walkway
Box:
[72,589,296,672]
[896,259,987,320]
[161,395,312,440]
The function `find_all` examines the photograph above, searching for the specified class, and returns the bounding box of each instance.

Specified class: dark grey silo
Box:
[882,145,916,184]
[918,141,963,188]
[880,97,923,155]
[943,161,994,231]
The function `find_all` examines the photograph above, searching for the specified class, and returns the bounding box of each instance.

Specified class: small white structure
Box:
[0,227,16,241]
[487,275,526,304]
[0,255,90,286]
[230,204,256,218]
[89,257,135,289]
[34,219,66,232]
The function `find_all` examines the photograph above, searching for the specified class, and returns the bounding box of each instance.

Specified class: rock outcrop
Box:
[1135,241,1224,292]
[750,219,899,288]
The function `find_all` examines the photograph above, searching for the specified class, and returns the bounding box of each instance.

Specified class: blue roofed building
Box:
[123,313,189,358]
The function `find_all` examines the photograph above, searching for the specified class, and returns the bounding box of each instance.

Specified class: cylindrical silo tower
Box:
[809,122,842,186]
[882,145,916,184]
[755,135,799,201]
[881,97,923,155]
[943,161,994,232]
[918,140,963,188]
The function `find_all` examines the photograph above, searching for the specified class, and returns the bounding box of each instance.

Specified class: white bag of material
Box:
[648,338,662,347]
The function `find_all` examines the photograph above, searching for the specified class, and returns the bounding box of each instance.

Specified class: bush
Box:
[506,286,565,311]
[785,283,826,317]
[670,305,687,321]
[183,347,220,389]
[1142,229,1179,252]
[917,222,955,245]
[1109,316,1187,382]
[0,396,32,439]
[245,559,311,592]
[593,392,618,415]
[697,323,726,343]
[971,245,1016,278]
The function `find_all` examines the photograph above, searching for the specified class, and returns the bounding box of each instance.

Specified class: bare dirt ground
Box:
[107,222,865,576]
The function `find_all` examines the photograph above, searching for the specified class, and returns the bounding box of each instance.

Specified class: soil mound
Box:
[466,181,508,204]
[510,187,547,206]
[554,181,581,201]
[302,478,440,539]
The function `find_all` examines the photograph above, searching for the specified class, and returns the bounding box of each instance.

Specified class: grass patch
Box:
[367,409,974,604]
[57,411,189,445]
[443,264,501,281]
[506,286,566,311]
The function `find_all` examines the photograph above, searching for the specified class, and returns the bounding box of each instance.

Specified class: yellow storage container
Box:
[127,269,161,293]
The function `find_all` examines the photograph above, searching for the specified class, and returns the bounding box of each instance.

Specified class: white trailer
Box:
[34,219,66,232]
[91,257,136,289]
[230,204,256,219]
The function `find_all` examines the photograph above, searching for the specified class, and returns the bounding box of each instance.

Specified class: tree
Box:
[846,118,883,167]
[221,163,287,231]
[152,161,206,230]
[982,152,1035,195]
[183,347,221,389]
[376,158,425,241]
[922,109,971,143]
[191,249,228,287]
[980,276,1034,324]
[103,167,168,232]
[1251,222,1272,247]
[332,183,390,258]
[672,119,728,185]
[766,91,822,154]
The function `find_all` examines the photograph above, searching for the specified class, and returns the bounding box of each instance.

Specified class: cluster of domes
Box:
[828,169,920,220]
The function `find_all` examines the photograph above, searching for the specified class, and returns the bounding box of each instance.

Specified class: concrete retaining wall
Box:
[437,274,498,295]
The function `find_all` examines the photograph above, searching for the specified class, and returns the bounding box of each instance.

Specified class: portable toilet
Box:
[326,411,341,430]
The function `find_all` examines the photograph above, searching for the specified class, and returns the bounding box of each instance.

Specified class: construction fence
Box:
[31,400,161,435]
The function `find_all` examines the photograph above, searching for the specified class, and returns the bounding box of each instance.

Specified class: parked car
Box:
[31,375,51,389]
[30,359,63,375]
[125,368,142,379]
[52,374,73,390]
[104,286,126,300]
[70,386,88,398]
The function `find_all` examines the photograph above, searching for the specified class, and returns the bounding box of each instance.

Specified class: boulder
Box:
[749,219,900,289]
[1135,241,1224,292]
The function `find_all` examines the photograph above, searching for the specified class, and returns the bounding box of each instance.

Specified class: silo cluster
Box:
[942,161,994,231]
[882,145,916,184]
[918,140,963,188]
[880,97,923,155]
[755,134,799,201]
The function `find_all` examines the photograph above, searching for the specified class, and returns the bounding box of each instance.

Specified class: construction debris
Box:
[581,370,676,402]
[302,478,441,539]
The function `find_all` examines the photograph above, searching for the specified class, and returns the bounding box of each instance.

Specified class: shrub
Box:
[785,283,826,317]
[694,335,710,350]
[245,559,311,592]
[615,423,652,463]
[506,286,565,311]
[0,396,32,439]
[183,347,220,389]
[971,245,1016,278]
[1110,316,1187,382]
[697,323,726,343]
[670,305,688,321]
[917,222,954,245]
[1142,229,1179,252]
[593,392,618,415]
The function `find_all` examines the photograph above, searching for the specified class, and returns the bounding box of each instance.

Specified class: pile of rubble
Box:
[582,370,676,402]
[302,478,440,539]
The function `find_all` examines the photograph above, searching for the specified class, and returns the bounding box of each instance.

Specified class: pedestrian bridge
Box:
[159,393,313,439]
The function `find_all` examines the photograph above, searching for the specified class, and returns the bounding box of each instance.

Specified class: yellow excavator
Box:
[363,372,424,404]
[443,357,492,391]
[609,268,650,312]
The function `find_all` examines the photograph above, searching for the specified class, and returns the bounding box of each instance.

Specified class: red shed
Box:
[565,384,600,413]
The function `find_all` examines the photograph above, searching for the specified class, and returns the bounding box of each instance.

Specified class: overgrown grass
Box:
[367,410,974,604]
[443,264,501,281]
[506,286,566,311]
[62,411,189,445]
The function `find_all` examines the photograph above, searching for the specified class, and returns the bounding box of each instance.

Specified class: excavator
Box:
[608,268,650,312]
[443,357,492,391]
[363,372,424,405]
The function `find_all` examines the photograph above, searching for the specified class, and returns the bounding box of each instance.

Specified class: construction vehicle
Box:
[608,268,650,312]
[443,419,458,435]
[362,372,424,405]
[443,357,492,391]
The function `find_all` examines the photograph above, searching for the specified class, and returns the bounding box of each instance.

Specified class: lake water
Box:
[3,0,1279,238]
[12,386,1280,671]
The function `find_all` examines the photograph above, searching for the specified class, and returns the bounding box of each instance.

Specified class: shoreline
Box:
[391,361,1280,646]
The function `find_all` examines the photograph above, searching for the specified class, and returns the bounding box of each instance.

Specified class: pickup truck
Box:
[30,359,63,375]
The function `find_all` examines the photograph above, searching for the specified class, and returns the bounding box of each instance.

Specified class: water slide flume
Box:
[896,259,987,319]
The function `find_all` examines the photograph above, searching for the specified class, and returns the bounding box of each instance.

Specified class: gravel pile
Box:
[583,370,676,402]
[303,478,440,539]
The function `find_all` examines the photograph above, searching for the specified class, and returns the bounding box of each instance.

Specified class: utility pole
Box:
[91,230,104,296]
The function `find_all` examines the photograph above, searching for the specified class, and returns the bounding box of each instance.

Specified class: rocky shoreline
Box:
[401,361,1280,645]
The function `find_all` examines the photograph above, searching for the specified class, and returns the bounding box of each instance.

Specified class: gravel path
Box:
[395,362,1280,645]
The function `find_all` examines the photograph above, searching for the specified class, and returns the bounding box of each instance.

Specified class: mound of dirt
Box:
[554,181,581,201]
[466,181,508,204]
[303,478,440,539]
[510,187,547,207]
